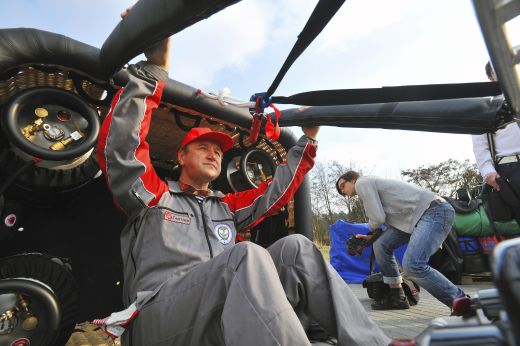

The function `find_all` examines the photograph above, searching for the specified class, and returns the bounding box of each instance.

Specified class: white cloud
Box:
[171,0,277,86]
[316,0,414,54]
[317,128,476,179]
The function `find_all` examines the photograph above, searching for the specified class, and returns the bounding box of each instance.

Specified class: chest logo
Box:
[4,214,16,227]
[163,211,191,225]
[214,224,233,245]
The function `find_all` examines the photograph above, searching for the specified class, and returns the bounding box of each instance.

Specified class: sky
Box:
[2,0,519,178]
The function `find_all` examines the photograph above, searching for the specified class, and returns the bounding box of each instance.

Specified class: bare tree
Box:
[309,162,336,244]
[308,158,482,245]
[329,160,368,223]
[309,160,369,244]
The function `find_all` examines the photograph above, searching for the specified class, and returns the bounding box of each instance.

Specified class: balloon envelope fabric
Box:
[329,220,407,283]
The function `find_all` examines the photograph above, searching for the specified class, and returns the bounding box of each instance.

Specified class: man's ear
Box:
[177,150,185,166]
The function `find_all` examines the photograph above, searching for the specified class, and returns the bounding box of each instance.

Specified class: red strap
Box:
[249,114,262,143]
[267,104,281,141]
[250,102,281,143]
[265,114,274,139]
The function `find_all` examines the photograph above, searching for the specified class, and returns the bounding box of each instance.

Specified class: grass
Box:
[316,243,330,262]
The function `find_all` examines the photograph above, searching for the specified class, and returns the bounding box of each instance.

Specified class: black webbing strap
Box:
[271,81,502,106]
[486,132,498,167]
[483,134,505,241]
[369,247,376,275]
[265,0,345,98]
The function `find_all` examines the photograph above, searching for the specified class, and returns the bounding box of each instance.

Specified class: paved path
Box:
[348,281,495,340]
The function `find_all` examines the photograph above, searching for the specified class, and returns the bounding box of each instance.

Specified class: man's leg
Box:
[267,234,391,346]
[371,227,411,310]
[372,227,410,285]
[402,200,465,307]
[129,241,309,346]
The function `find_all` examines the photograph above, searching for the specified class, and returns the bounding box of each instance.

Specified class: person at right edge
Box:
[336,171,467,310]
[472,61,520,225]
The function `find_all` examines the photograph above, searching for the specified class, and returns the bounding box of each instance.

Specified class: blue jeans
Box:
[372,200,465,307]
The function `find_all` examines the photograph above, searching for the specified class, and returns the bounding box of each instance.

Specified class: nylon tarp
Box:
[329,220,407,284]
[454,206,520,237]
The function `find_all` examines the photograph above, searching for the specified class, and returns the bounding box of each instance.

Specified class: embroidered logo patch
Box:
[163,211,191,225]
[10,338,30,346]
[4,214,16,227]
[214,224,233,245]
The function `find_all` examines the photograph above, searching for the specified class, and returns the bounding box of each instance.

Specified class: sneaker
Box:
[372,292,410,310]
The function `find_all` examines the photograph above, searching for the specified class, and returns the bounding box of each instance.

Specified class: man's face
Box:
[338,178,356,197]
[178,139,223,183]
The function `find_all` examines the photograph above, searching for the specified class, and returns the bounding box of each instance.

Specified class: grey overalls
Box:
[97,61,390,346]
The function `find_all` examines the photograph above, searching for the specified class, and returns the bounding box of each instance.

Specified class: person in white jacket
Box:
[472,62,520,224]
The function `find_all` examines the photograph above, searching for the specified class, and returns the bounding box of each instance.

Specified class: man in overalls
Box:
[97,25,389,345]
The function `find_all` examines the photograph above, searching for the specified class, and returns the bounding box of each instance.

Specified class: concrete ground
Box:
[349,279,495,340]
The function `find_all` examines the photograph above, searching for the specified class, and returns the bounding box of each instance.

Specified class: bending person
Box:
[336,171,466,310]
[96,24,389,346]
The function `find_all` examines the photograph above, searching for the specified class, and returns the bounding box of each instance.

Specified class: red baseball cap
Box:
[179,127,234,153]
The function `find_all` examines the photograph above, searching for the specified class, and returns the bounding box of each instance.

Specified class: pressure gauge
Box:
[43,124,65,141]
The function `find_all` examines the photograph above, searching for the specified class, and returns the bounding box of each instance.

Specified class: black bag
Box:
[428,229,464,284]
[401,275,420,305]
[486,187,513,222]
[362,273,389,301]
[362,272,420,306]
[362,248,420,305]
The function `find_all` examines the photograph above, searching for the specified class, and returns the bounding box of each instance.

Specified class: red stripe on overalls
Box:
[133,81,168,206]
[97,88,124,210]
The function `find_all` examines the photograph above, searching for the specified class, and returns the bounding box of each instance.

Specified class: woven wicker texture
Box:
[66,322,120,346]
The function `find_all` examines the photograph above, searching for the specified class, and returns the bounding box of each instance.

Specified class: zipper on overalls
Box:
[197,197,214,258]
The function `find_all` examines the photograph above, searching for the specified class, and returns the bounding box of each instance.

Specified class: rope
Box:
[196,88,254,108]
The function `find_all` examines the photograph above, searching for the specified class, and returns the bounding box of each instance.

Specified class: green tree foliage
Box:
[309,158,482,246]
[401,159,482,197]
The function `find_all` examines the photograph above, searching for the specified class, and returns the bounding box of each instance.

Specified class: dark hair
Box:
[485,61,495,80]
[335,170,360,195]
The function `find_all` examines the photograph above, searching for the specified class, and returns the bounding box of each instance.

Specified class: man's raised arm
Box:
[96,38,171,217]
[221,126,319,231]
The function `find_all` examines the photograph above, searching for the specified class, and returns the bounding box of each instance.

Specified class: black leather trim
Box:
[100,0,241,74]
[275,96,508,135]
[0,28,107,80]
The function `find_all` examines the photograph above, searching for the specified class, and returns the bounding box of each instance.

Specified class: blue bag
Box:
[329,220,407,283]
